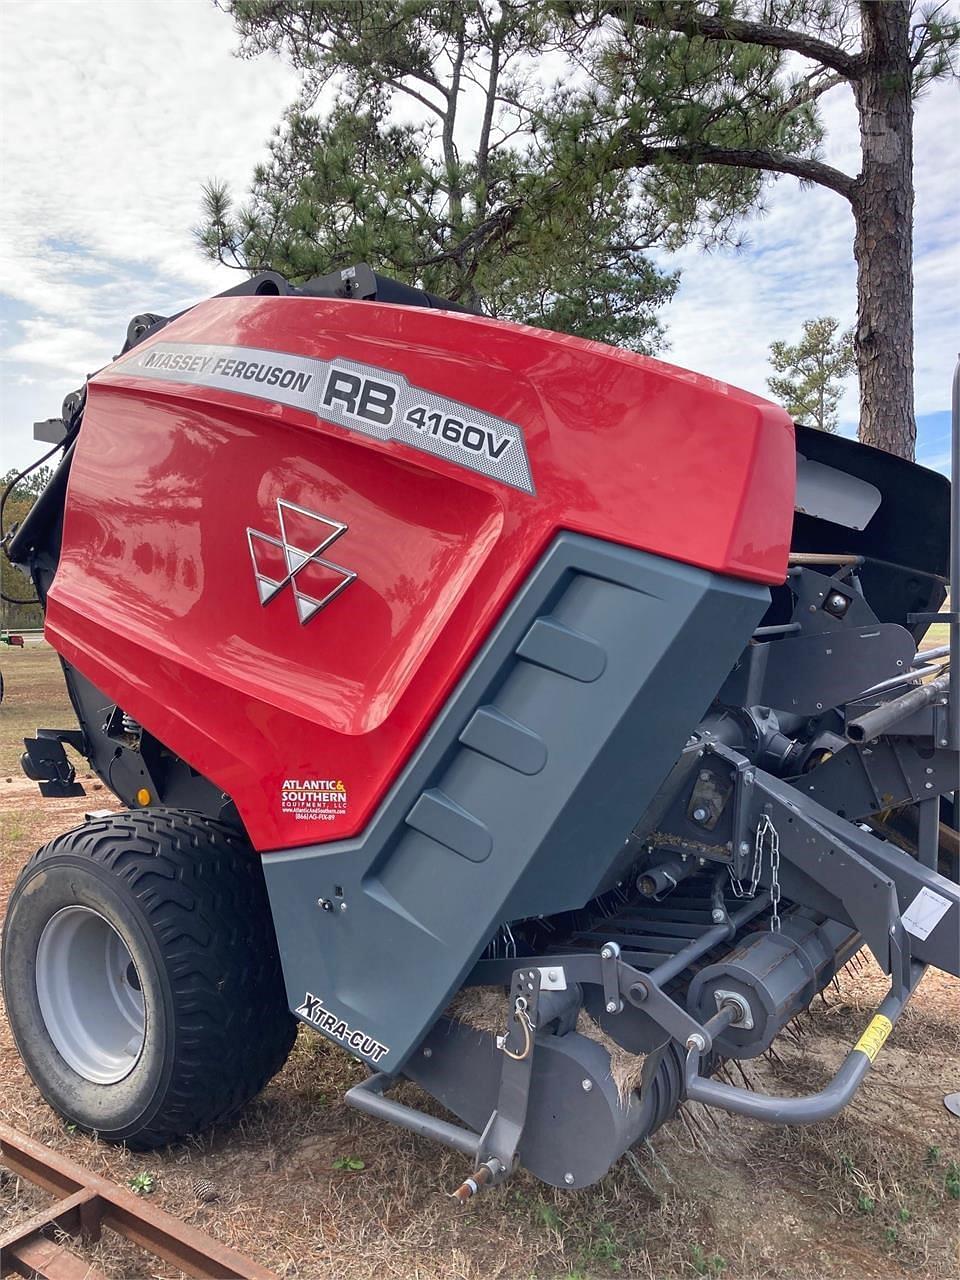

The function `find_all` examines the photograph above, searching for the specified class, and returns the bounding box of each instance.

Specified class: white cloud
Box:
[655,76,960,442]
[1,0,299,470]
[1,3,956,478]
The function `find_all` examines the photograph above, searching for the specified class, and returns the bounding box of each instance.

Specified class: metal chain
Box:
[728,819,764,899]
[767,814,782,932]
[728,811,782,932]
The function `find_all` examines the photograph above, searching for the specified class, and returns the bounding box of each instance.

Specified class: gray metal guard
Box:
[263,534,769,1073]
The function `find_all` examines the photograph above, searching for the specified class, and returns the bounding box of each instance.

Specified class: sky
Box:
[1,0,957,478]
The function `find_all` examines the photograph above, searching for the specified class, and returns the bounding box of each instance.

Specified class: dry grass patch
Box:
[1,645,958,1278]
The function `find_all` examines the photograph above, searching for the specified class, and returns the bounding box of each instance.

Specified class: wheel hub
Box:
[35,906,146,1084]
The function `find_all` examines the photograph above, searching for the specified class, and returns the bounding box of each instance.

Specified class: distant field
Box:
[1,645,958,1280]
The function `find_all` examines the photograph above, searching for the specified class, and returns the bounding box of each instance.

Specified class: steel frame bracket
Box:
[22,730,85,798]
[745,770,911,991]
[798,738,957,819]
[477,967,543,1175]
[703,740,756,876]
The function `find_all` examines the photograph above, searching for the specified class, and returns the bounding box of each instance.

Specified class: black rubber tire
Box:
[1,809,296,1149]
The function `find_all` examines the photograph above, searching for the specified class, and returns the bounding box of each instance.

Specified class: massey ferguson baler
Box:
[2,265,958,1195]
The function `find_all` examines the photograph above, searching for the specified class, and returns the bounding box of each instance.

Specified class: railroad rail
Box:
[0,1123,276,1280]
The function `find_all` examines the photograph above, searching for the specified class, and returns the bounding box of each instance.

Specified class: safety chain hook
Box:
[728,811,781,932]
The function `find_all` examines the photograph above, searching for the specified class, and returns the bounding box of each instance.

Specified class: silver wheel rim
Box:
[35,906,146,1084]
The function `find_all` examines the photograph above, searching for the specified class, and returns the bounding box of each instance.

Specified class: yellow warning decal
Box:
[854,1014,893,1062]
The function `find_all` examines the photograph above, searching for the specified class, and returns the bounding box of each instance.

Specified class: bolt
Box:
[711,908,725,923]
[925,782,933,789]
[317,898,332,911]
[739,841,750,855]
[339,901,348,912]
[564,1173,575,1186]
[686,1032,707,1052]
[699,770,711,781]
[423,1047,432,1058]
[547,970,558,982]
[925,767,934,774]
[606,1000,618,1014]
[581,1079,593,1092]
[600,946,614,960]
[692,806,709,823]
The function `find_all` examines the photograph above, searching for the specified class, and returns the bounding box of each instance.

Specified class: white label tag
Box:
[901,886,952,941]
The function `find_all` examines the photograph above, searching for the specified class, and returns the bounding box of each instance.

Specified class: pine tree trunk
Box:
[851,1,916,460]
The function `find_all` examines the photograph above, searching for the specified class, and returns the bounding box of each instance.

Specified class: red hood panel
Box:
[46,297,795,850]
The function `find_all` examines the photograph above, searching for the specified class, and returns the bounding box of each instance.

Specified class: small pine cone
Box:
[191,1177,219,1203]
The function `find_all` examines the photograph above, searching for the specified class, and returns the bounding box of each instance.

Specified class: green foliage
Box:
[689,1242,727,1276]
[1,466,52,631]
[912,1,960,93]
[332,1155,365,1171]
[547,1,959,458]
[946,1161,960,1199]
[200,0,677,351]
[767,315,855,430]
[536,1199,562,1230]
[581,1220,622,1267]
[128,1171,158,1195]
[203,1,959,454]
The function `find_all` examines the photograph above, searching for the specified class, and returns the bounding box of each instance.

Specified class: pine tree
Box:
[199,1,678,351]
[558,1,959,459]
[767,317,856,431]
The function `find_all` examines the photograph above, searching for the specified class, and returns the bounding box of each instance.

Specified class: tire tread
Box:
[11,809,296,1150]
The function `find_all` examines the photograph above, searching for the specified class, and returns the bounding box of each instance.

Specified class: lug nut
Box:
[692,806,709,823]
[711,908,725,923]
[605,1000,618,1013]
[581,1078,593,1092]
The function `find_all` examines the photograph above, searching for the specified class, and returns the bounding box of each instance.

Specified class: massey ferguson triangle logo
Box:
[246,500,356,625]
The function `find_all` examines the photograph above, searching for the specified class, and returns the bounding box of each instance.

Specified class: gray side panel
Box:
[263,534,769,1072]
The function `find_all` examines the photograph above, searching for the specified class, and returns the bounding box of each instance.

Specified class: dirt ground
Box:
[0,643,958,1279]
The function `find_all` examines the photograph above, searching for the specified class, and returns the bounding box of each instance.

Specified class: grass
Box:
[1,645,959,1279]
[0,642,76,774]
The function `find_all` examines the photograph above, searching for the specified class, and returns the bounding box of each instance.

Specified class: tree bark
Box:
[851,1,916,460]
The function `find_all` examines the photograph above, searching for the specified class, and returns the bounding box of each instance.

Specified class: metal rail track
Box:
[0,1123,277,1280]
